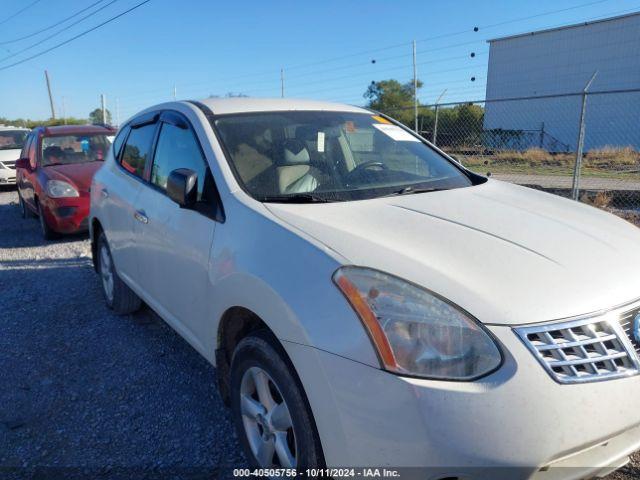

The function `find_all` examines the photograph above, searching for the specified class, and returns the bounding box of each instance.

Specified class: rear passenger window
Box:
[120,124,156,178]
[151,122,209,201]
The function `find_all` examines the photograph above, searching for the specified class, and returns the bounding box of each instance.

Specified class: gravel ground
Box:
[1,187,639,480]
[0,188,244,479]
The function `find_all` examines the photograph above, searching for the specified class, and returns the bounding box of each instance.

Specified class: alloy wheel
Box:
[99,243,115,303]
[239,366,297,468]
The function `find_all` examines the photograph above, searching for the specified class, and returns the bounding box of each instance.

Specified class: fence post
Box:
[432,104,439,145]
[432,89,447,146]
[571,71,598,201]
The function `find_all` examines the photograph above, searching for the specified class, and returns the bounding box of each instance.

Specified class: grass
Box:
[453,146,640,180]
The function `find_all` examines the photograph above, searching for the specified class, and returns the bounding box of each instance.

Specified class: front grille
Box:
[516,316,640,384]
[1,160,16,169]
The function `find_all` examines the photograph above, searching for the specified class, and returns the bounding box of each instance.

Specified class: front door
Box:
[18,134,37,208]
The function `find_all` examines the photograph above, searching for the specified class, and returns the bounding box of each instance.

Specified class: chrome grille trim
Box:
[515,314,640,384]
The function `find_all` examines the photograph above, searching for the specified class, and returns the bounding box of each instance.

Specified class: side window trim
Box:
[113,125,131,162]
[31,133,39,168]
[115,113,160,183]
[21,134,32,159]
[149,109,225,223]
[131,112,160,128]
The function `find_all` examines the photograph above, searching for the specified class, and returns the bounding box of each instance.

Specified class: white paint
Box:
[90,98,640,473]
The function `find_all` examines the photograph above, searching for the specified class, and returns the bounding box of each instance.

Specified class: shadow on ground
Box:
[0,189,245,478]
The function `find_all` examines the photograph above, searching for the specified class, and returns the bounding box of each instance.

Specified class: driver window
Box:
[151,121,209,201]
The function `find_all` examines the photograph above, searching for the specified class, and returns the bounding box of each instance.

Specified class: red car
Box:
[16,124,116,239]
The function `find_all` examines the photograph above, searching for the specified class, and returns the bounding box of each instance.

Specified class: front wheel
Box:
[230,331,324,469]
[18,191,28,219]
[37,201,58,239]
[97,232,142,315]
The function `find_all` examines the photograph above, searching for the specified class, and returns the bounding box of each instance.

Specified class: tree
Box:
[89,108,112,125]
[0,116,88,128]
[363,79,423,127]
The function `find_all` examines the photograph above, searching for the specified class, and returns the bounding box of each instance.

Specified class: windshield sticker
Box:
[317,132,325,152]
[371,115,391,124]
[372,123,420,142]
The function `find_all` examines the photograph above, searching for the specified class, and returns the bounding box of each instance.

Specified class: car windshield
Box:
[214,111,474,202]
[41,134,112,167]
[0,130,28,151]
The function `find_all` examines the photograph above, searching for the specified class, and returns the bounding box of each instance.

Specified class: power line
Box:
[0,0,121,64]
[0,0,152,72]
[0,0,106,45]
[109,0,621,103]
[0,0,43,27]
[114,41,487,101]
[107,0,631,115]
[275,0,616,74]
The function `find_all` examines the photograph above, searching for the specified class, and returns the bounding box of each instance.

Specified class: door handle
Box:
[134,210,148,224]
[101,189,109,198]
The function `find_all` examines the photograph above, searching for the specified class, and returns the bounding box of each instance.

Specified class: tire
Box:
[230,331,324,470]
[96,232,142,315]
[37,200,58,240]
[18,191,28,219]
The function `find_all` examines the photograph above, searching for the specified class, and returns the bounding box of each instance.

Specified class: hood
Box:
[266,180,640,326]
[0,148,21,164]
[43,162,102,193]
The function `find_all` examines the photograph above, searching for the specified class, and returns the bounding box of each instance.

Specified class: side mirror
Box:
[15,158,30,170]
[167,168,198,208]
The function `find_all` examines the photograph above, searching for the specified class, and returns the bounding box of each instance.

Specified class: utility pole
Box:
[571,71,598,201]
[115,98,120,128]
[101,94,107,125]
[173,84,177,100]
[44,70,56,120]
[280,68,285,98]
[412,40,418,133]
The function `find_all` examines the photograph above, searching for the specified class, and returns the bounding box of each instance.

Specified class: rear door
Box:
[103,115,159,287]
[133,110,221,351]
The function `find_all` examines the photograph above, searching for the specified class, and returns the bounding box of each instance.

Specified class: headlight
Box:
[333,266,502,380]
[46,180,79,198]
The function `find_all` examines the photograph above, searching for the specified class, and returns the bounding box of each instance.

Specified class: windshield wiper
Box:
[257,193,335,203]
[381,186,442,197]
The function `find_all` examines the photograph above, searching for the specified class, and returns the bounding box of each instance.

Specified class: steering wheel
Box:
[350,161,388,175]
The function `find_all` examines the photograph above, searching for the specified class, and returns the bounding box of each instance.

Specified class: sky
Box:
[0,0,639,122]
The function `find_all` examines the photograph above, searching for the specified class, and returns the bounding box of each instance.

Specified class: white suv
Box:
[0,125,29,185]
[90,98,640,478]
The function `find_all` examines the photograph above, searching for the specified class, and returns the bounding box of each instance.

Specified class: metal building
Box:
[483,12,640,151]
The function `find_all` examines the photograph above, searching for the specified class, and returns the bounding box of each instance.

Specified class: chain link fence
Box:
[388,88,640,222]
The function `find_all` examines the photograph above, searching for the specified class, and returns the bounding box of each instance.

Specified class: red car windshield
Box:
[42,134,113,167]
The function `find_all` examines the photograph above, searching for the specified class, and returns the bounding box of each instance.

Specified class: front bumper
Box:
[284,325,640,479]
[41,193,90,234]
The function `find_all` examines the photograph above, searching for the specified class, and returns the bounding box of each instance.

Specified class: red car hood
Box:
[44,162,102,193]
